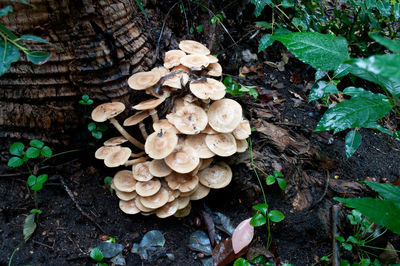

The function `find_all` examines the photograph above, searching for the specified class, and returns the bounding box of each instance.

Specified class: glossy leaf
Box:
[258,34,274,52]
[271,32,349,71]
[309,80,339,102]
[234,258,251,266]
[251,0,272,17]
[88,122,96,131]
[345,130,362,158]
[232,218,254,254]
[8,157,24,167]
[30,139,44,149]
[376,0,391,17]
[41,146,52,157]
[364,181,400,201]
[250,213,266,227]
[27,175,36,186]
[26,147,40,158]
[268,210,285,222]
[266,175,275,185]
[9,142,24,156]
[26,51,51,65]
[20,35,54,46]
[90,247,104,262]
[333,63,352,79]
[369,33,400,54]
[277,178,287,190]
[23,213,36,242]
[0,6,12,17]
[0,40,20,76]
[0,24,18,40]
[255,21,271,29]
[37,174,48,185]
[252,203,268,216]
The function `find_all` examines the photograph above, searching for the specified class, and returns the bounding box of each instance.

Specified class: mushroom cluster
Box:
[91,40,251,218]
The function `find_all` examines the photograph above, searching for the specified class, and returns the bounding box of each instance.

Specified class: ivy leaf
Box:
[23,213,37,242]
[8,157,25,167]
[90,247,104,262]
[9,142,24,156]
[345,130,362,158]
[258,34,274,53]
[27,175,37,187]
[0,40,20,76]
[252,203,268,216]
[309,80,339,102]
[277,178,287,191]
[271,32,349,71]
[20,35,54,46]
[267,210,285,222]
[26,147,41,158]
[26,51,51,65]
[369,32,400,54]
[30,139,44,149]
[0,6,13,17]
[250,213,266,227]
[251,0,272,17]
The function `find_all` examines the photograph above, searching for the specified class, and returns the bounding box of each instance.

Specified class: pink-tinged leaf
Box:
[232,218,254,254]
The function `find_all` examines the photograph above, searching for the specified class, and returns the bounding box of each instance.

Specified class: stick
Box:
[310,170,330,209]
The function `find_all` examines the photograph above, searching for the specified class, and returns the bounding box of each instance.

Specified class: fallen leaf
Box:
[212,238,247,266]
[187,230,213,256]
[232,218,254,254]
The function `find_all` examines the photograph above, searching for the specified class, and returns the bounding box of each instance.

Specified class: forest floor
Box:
[1,2,400,266]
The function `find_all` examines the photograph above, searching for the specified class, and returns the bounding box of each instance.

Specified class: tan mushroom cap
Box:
[136,179,161,197]
[163,70,189,89]
[91,102,125,122]
[206,55,218,63]
[180,54,210,70]
[104,147,132,167]
[132,161,153,181]
[145,130,178,159]
[236,139,248,152]
[208,98,243,133]
[151,66,170,77]
[233,120,251,140]
[128,71,160,91]
[95,146,122,160]
[164,50,187,69]
[103,136,128,146]
[185,134,215,159]
[172,65,190,72]
[177,196,190,209]
[179,183,199,197]
[116,190,137,201]
[153,119,179,134]
[199,158,214,170]
[198,161,232,189]
[162,182,181,202]
[190,183,211,200]
[166,104,208,134]
[119,199,140,214]
[135,197,156,212]
[206,63,222,77]
[123,111,149,126]
[149,159,173,177]
[179,40,210,55]
[140,187,169,209]
[165,172,199,192]
[156,199,179,218]
[205,133,237,157]
[201,124,218,135]
[133,98,165,111]
[113,170,136,192]
[174,202,191,217]
[189,78,226,100]
[165,145,200,173]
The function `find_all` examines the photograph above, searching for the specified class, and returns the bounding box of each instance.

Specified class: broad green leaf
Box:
[376,0,391,17]
[345,130,361,158]
[369,33,400,54]
[26,147,40,158]
[250,213,266,226]
[252,203,268,216]
[334,197,400,234]
[258,34,274,52]
[23,213,37,242]
[9,142,24,156]
[268,210,285,222]
[0,24,18,40]
[280,0,294,8]
[251,0,272,17]
[273,171,283,177]
[30,139,44,149]
[255,21,271,29]
[266,175,275,185]
[41,146,52,157]
[315,69,327,81]
[234,258,252,266]
[336,236,345,242]
[340,259,351,266]
[342,242,353,251]
[0,6,12,17]
[27,175,37,186]
[0,40,20,76]
[277,178,287,191]
[363,181,400,201]
[341,87,376,98]
[394,3,400,19]
[365,0,376,9]
[314,93,392,133]
[37,174,48,185]
[333,63,352,79]
[90,247,104,262]
[20,35,54,46]
[30,209,42,214]
[8,157,24,167]
[271,32,349,71]
[31,183,43,191]
[26,51,51,65]
[309,81,339,102]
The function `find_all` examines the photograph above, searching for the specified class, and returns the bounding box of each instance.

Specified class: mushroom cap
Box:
[189,78,226,100]
[153,119,179,134]
[177,196,190,210]
[113,170,136,192]
[165,172,199,192]
[190,183,211,200]
[152,66,170,77]
[116,190,137,201]
[103,136,128,146]
[119,199,140,214]
[140,187,169,209]
[164,50,187,69]
[236,139,248,153]
[123,111,149,126]
[180,54,210,70]
[208,99,243,133]
[174,202,191,217]
[155,199,179,218]
[205,133,237,157]
[145,130,179,159]
[104,147,132,167]
[185,134,215,159]
[132,161,153,181]
[163,70,189,89]
[199,158,214,170]
[172,65,190,72]
[206,63,222,77]
[91,102,125,122]
[206,55,218,63]
[233,120,251,140]
[95,146,122,160]
[132,97,165,110]
[179,40,210,55]
[128,71,161,90]
[149,159,173,177]
[136,179,161,197]
[165,145,200,174]
[201,124,218,135]
[166,104,208,135]
[179,183,199,197]
[135,197,156,212]
[198,161,232,189]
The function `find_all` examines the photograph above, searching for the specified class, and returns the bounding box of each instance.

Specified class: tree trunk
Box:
[0,0,158,144]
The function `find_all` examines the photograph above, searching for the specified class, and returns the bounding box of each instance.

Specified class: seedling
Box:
[90,248,107,266]
[211,14,223,24]
[104,176,113,194]
[79,94,94,106]
[266,171,286,191]
[88,122,108,140]
[224,76,258,99]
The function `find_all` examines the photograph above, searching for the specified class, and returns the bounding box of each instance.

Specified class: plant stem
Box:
[8,240,24,266]
[40,149,82,164]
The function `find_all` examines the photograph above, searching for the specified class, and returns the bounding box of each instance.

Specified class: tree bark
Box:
[0,0,158,144]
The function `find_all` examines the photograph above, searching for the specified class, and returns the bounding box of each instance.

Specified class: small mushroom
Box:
[95,146,121,160]
[185,134,215,159]
[123,111,150,140]
[205,133,237,157]
[164,145,200,174]
[113,170,136,192]
[179,183,199,197]
[190,183,210,200]
[164,50,187,69]
[119,199,140,214]
[128,71,161,91]
[136,179,161,197]
[166,104,208,134]
[104,147,132,167]
[165,172,199,193]
[236,139,248,153]
[180,54,210,70]
[201,124,218,135]
[174,202,191,217]
[179,40,210,55]
[153,119,179,134]
[198,161,232,189]
[207,99,243,133]
[206,55,218,63]
[116,190,137,201]
[124,156,149,166]
[149,159,173,177]
[103,136,128,146]
[163,68,189,89]
[145,130,178,159]
[189,78,226,100]
[177,196,190,210]
[199,158,214,170]
[206,63,222,77]
[135,197,156,212]
[132,98,165,111]
[132,161,153,181]
[151,66,170,77]
[140,187,169,209]
[156,199,179,218]
[233,120,251,140]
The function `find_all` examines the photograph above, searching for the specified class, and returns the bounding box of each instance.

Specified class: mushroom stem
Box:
[124,156,149,166]
[109,118,144,150]
[149,109,159,123]
[131,151,145,158]
[139,122,148,140]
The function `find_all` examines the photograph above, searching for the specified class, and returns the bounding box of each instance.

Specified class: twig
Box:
[58,175,106,233]
[332,205,340,266]
[32,240,54,250]
[310,170,330,209]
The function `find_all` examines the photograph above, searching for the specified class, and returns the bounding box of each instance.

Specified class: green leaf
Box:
[23,213,37,242]
[315,69,327,81]
[255,21,271,29]
[369,33,400,54]
[334,197,400,234]
[91,130,102,139]
[251,0,272,17]
[268,210,285,222]
[26,147,40,158]
[26,51,51,65]
[376,0,391,17]
[31,183,43,191]
[8,157,25,167]
[19,35,54,46]
[0,6,13,17]
[0,24,18,40]
[277,178,287,191]
[336,236,345,242]
[363,181,400,201]
[266,175,275,185]
[342,242,353,251]
[252,203,268,216]
[96,124,108,132]
[365,0,376,9]
[196,25,203,33]
[234,258,252,266]
[30,209,42,214]
[41,146,52,157]
[258,34,274,52]
[37,174,48,185]
[250,212,266,226]
[273,171,283,177]
[333,63,352,79]
[314,93,392,134]
[135,0,148,20]
[271,32,349,71]
[104,176,113,186]
[27,175,37,186]
[90,247,104,262]
[0,40,20,76]
[394,3,400,19]
[309,81,339,102]
[9,142,24,156]
[30,139,44,149]
[340,259,351,266]
[345,130,362,158]
[88,122,97,132]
